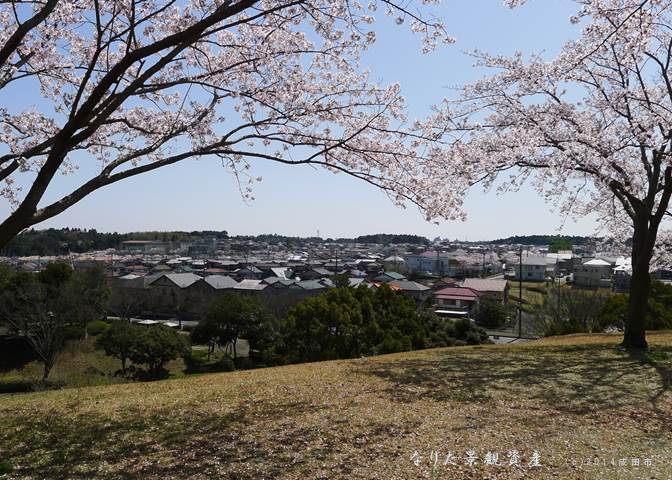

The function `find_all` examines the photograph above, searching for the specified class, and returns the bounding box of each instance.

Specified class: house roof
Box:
[389,280,430,292]
[119,273,142,280]
[584,258,612,266]
[521,256,548,266]
[265,278,298,288]
[297,280,328,290]
[204,275,238,290]
[373,282,402,291]
[434,286,481,299]
[375,271,406,281]
[269,267,291,279]
[149,272,201,288]
[462,278,508,293]
[348,278,370,288]
[234,279,267,290]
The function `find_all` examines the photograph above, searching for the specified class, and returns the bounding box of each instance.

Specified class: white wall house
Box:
[512,256,547,282]
[574,258,613,288]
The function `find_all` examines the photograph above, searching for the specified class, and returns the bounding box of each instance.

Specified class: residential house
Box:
[512,255,548,282]
[462,278,509,304]
[433,286,481,317]
[382,255,407,273]
[373,271,407,283]
[202,275,238,290]
[300,267,332,280]
[613,259,632,293]
[574,258,614,288]
[405,251,462,277]
[234,266,263,280]
[388,280,431,303]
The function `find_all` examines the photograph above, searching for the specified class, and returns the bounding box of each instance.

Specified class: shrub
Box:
[453,318,472,339]
[595,281,672,332]
[217,356,236,372]
[129,325,189,379]
[183,350,235,373]
[0,460,13,475]
[474,297,510,328]
[61,324,85,342]
[533,289,611,336]
[96,321,141,373]
[86,319,110,336]
[465,330,485,345]
[0,378,35,394]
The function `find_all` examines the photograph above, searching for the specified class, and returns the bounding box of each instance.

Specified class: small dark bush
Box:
[184,351,235,373]
[0,460,13,474]
[233,356,255,370]
[61,324,85,342]
[0,337,37,372]
[86,319,110,336]
[0,379,34,394]
[217,356,236,371]
[465,330,484,345]
[454,318,472,338]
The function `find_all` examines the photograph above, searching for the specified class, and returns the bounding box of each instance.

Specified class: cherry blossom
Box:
[437,0,672,348]
[0,0,453,248]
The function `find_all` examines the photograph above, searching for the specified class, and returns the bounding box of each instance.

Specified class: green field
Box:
[1,332,671,479]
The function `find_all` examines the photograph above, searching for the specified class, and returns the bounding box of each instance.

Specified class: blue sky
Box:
[1,0,600,240]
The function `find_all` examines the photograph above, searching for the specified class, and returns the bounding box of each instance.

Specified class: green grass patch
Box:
[0,338,185,390]
[0,460,13,475]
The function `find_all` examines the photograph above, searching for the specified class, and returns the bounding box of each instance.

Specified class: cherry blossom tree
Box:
[0,0,455,249]
[437,0,672,348]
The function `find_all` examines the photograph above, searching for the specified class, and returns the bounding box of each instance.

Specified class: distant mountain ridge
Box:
[488,235,594,246]
[1,228,595,257]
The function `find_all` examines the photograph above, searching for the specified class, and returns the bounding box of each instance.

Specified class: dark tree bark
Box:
[623,260,650,349]
[622,214,658,350]
[42,358,54,381]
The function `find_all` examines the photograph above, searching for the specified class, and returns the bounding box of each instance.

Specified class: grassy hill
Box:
[1,333,671,479]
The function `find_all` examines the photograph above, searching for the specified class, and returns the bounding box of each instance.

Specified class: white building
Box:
[574,258,613,288]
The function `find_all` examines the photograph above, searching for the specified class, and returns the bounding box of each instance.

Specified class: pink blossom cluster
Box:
[436,0,672,267]
[0,0,453,234]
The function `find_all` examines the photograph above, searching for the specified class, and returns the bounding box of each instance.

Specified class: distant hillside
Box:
[0,229,229,256]
[237,233,430,245]
[2,230,600,256]
[1,229,429,256]
[489,234,595,246]
[349,233,430,245]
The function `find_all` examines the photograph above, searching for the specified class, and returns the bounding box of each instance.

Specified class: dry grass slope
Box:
[1,332,672,479]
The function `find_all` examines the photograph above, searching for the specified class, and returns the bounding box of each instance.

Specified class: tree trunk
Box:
[42,360,53,381]
[622,217,655,350]
[622,260,650,349]
[0,212,31,251]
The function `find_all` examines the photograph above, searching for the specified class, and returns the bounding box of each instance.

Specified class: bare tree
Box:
[0,273,66,380]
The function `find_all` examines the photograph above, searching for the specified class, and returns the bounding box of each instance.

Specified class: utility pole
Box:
[482,250,486,278]
[518,246,523,338]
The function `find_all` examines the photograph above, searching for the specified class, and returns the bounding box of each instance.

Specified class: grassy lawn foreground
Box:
[1,332,672,479]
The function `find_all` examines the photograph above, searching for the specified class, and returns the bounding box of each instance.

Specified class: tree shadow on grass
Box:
[358,344,672,418]
[0,396,402,479]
